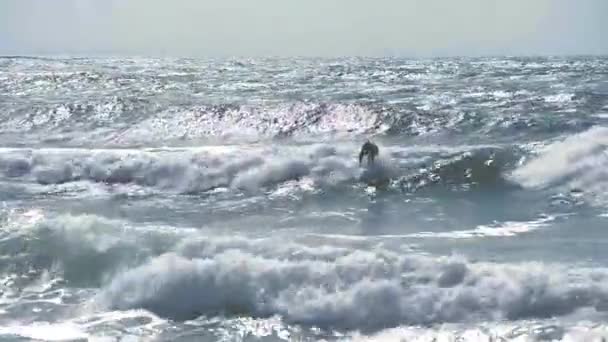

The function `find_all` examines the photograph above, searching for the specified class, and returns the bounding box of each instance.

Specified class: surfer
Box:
[359,140,379,166]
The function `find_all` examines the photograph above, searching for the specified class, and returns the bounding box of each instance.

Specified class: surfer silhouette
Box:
[359,140,379,166]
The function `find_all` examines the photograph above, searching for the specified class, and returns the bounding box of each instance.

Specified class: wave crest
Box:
[511,126,608,205]
[0,143,525,195]
[95,239,608,332]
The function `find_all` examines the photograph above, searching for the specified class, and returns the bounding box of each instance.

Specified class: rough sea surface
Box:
[1,56,608,341]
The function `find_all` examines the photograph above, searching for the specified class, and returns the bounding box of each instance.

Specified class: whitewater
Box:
[1,56,608,341]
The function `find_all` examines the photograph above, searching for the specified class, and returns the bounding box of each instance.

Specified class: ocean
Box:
[0,56,608,341]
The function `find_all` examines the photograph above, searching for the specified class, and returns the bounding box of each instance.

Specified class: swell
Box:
[0,100,597,144]
[1,56,606,145]
[395,146,519,192]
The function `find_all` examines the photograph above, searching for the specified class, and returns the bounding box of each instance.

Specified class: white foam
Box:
[347,322,608,342]
[4,211,608,335]
[594,113,608,119]
[93,236,608,333]
[408,216,553,239]
[0,142,399,194]
[510,126,608,205]
[0,211,183,287]
[0,322,88,341]
[544,93,575,104]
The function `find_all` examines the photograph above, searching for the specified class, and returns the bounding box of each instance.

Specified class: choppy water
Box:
[1,56,608,341]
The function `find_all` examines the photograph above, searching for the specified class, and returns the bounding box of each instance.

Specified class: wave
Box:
[94,234,608,333]
[2,56,605,147]
[2,87,602,146]
[4,210,608,334]
[0,210,178,287]
[0,101,398,144]
[0,99,594,144]
[0,145,362,193]
[114,103,393,143]
[0,97,151,133]
[510,126,608,205]
[391,145,524,193]
[0,144,523,195]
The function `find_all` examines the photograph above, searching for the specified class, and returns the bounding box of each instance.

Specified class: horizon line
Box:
[1,52,607,60]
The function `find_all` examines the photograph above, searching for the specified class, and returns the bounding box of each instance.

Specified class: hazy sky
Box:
[1,0,607,57]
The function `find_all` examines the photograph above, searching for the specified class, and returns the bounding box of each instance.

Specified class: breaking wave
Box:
[7,210,607,334]
[93,234,608,332]
[0,143,523,194]
[0,210,179,287]
[0,210,605,335]
[511,126,608,205]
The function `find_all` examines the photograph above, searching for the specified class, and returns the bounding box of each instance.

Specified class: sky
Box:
[1,0,607,57]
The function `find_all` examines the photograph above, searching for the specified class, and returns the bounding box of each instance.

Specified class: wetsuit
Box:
[359,141,379,165]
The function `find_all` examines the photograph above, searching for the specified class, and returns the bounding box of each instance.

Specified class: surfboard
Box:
[360,164,391,190]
